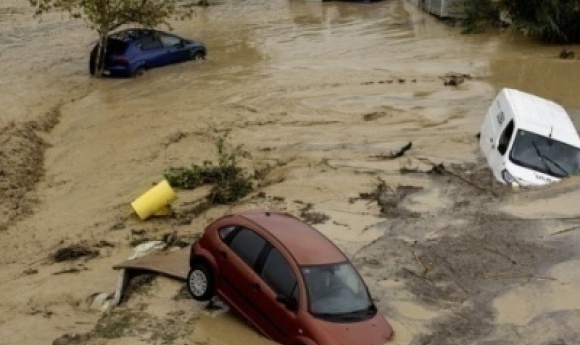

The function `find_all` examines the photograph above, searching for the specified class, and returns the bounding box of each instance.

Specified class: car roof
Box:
[502,88,580,147]
[109,28,171,42]
[236,210,347,266]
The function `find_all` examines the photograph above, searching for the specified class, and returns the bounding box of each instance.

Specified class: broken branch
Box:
[551,226,580,236]
[373,142,413,160]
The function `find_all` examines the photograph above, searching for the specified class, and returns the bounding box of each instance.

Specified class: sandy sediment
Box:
[1,0,580,344]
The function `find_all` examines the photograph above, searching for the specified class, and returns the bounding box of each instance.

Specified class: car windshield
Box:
[301,262,375,321]
[510,130,580,178]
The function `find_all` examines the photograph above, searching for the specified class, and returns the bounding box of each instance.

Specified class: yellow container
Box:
[131,180,177,220]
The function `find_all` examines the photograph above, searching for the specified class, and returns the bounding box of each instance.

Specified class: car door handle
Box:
[219,250,227,259]
[251,282,261,291]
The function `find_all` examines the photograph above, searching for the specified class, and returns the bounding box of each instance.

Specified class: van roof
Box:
[501,88,580,147]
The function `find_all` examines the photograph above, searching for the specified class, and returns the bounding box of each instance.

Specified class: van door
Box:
[481,98,500,156]
[482,95,516,182]
[490,117,515,182]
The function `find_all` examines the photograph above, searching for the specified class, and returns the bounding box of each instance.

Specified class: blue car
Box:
[89,29,206,77]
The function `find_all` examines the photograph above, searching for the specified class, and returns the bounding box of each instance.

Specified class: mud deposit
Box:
[1,0,580,344]
[355,166,579,344]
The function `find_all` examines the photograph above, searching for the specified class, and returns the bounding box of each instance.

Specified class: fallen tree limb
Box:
[413,157,493,194]
[373,142,413,160]
[551,226,580,236]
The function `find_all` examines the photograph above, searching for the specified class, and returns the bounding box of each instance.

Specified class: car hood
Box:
[185,39,205,47]
[311,312,393,345]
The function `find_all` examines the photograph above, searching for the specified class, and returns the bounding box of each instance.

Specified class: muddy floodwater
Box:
[1,0,580,344]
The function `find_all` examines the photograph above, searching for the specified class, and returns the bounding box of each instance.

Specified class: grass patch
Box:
[92,310,140,339]
[164,133,253,204]
[52,243,99,262]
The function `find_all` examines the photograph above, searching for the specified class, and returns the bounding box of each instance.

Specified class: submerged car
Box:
[186,210,393,345]
[480,88,580,186]
[89,29,206,77]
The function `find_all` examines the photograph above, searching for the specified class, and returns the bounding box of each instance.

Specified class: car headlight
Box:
[501,169,516,184]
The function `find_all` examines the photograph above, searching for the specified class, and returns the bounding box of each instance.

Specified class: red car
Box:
[186,210,393,345]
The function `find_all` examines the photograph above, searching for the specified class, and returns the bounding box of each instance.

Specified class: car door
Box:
[216,227,274,338]
[160,34,187,64]
[254,245,301,344]
[139,35,166,67]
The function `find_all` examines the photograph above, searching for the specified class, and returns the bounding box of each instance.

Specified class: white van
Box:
[480,88,580,186]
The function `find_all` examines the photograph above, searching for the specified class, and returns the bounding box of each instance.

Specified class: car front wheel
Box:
[187,263,214,301]
[190,50,206,61]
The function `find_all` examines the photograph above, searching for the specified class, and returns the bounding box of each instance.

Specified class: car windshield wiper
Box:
[313,312,354,320]
[315,305,376,320]
[531,141,570,177]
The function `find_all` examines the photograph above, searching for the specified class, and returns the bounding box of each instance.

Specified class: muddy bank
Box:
[0,106,62,231]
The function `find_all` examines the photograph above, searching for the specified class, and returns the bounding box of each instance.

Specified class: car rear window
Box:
[106,39,128,54]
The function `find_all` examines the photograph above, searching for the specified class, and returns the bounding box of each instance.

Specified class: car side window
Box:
[228,228,266,268]
[140,36,163,50]
[218,226,237,242]
[261,247,298,299]
[160,35,182,48]
[498,120,514,156]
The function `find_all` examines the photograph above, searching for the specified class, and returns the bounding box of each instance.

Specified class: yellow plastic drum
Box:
[131,180,177,220]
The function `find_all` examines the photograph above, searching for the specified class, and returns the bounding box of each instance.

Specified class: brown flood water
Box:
[1,0,580,344]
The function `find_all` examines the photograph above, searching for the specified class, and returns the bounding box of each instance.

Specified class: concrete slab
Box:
[113,247,190,281]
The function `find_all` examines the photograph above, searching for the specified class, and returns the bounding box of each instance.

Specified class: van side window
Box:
[498,120,514,156]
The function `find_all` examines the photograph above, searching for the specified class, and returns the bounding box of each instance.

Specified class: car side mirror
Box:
[276,294,298,311]
[178,40,186,48]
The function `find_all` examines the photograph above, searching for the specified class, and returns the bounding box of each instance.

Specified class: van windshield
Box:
[510,130,580,178]
[301,263,375,321]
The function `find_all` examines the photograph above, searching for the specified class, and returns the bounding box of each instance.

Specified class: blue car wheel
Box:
[190,50,205,61]
[131,66,145,77]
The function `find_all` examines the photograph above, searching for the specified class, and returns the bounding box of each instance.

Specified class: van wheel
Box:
[187,263,214,301]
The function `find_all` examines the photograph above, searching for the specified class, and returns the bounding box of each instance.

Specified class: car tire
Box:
[187,263,214,301]
[89,47,97,76]
[191,50,206,61]
[132,66,145,78]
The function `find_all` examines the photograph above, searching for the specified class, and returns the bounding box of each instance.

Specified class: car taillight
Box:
[112,56,129,64]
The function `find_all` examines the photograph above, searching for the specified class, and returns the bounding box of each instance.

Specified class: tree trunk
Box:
[95,31,108,77]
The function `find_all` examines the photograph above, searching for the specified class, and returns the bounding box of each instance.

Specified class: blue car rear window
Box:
[106,39,128,54]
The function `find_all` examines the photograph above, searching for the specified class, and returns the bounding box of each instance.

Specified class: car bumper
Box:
[102,66,132,77]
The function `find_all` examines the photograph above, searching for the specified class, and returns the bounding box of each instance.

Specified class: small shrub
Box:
[164,133,253,204]
[210,176,253,204]
[457,0,500,34]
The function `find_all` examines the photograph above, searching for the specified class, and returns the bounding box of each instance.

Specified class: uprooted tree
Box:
[28,0,193,76]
